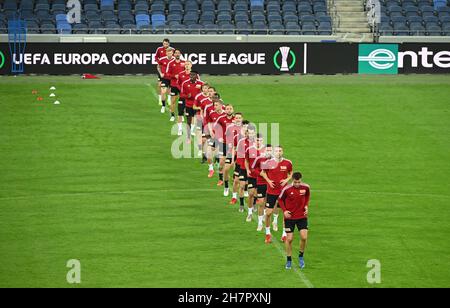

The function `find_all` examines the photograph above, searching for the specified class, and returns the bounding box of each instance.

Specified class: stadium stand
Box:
[370,0,450,36]
[0,0,334,35]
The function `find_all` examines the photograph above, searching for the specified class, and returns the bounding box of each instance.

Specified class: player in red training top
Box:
[234,124,256,212]
[278,172,310,270]
[165,49,185,122]
[260,145,293,244]
[157,47,174,114]
[230,120,249,205]
[222,112,244,198]
[180,71,203,144]
[252,144,273,231]
[207,98,225,179]
[155,38,170,106]
[201,89,218,176]
[193,83,210,159]
[244,132,265,222]
[176,61,193,136]
[214,104,235,188]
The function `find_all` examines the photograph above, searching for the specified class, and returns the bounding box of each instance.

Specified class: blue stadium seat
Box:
[220,23,235,34]
[426,24,442,35]
[136,14,150,30]
[253,21,268,34]
[188,24,204,34]
[152,14,166,28]
[57,22,72,34]
[394,24,410,35]
[203,24,219,34]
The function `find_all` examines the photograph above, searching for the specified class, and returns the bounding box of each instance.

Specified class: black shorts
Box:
[171,86,180,96]
[234,163,240,178]
[285,218,308,233]
[248,177,257,189]
[257,184,267,198]
[266,194,279,209]
[186,107,195,117]
[208,138,218,148]
[238,165,248,182]
[218,142,228,157]
[225,156,234,164]
[178,100,185,116]
[160,78,171,88]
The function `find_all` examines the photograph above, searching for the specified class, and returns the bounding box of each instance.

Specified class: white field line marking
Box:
[1,188,448,202]
[147,83,159,99]
[249,212,314,288]
[0,188,218,201]
[315,189,450,199]
[272,235,314,288]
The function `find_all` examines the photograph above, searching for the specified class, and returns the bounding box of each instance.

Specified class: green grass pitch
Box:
[0,75,449,288]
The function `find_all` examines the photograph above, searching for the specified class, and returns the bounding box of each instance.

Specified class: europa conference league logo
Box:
[273,46,296,72]
[0,51,5,69]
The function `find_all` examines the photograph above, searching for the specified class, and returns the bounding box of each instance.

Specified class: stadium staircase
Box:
[333,0,374,42]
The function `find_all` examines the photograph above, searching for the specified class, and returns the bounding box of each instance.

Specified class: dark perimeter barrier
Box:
[0,42,449,75]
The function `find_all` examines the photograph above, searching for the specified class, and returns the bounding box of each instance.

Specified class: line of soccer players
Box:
[154,39,311,270]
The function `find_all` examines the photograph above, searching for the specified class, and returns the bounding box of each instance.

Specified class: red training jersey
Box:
[262,158,293,195]
[157,56,173,79]
[165,59,186,88]
[246,145,263,179]
[155,46,167,63]
[194,92,209,115]
[181,80,204,108]
[236,137,252,169]
[278,184,311,220]
[252,155,270,186]
[214,114,235,143]
[225,123,242,150]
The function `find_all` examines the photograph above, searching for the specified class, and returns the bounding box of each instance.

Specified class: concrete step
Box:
[337,27,372,33]
[340,19,368,28]
[339,12,367,17]
[335,6,364,11]
[337,32,374,42]
[339,19,369,24]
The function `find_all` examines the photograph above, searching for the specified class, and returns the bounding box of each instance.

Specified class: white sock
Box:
[168,95,171,102]
[273,214,279,224]
[158,94,161,101]
[265,227,271,235]
[178,123,182,130]
[233,192,237,199]
[258,215,264,225]
[248,207,253,215]
[209,164,214,171]
[282,228,287,236]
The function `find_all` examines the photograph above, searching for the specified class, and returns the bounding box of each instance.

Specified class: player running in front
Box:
[154,38,171,106]
[278,172,310,270]
[165,49,186,122]
[156,47,174,114]
[260,145,293,244]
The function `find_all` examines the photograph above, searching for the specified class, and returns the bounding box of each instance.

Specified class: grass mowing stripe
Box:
[1,188,448,201]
